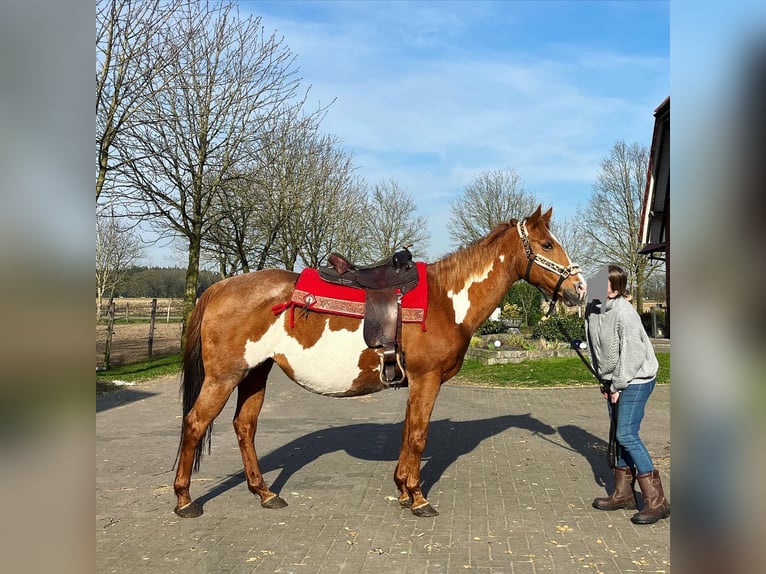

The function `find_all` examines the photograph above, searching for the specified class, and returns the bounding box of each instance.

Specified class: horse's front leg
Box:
[394,372,442,517]
[233,361,287,509]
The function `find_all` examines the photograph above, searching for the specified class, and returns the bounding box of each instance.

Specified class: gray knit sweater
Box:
[585,296,658,392]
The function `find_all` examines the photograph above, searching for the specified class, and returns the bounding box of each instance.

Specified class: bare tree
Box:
[114,2,303,336]
[96,0,181,202]
[447,167,538,246]
[200,171,260,277]
[202,109,314,275]
[201,106,368,274]
[576,141,662,312]
[290,138,367,269]
[96,209,143,319]
[253,112,365,271]
[643,269,667,301]
[304,171,370,267]
[550,215,598,277]
[361,179,430,261]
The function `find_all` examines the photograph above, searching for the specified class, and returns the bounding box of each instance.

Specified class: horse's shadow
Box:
[557,424,612,489]
[196,413,557,508]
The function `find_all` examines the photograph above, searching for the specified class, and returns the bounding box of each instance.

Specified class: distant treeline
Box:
[112,267,221,299]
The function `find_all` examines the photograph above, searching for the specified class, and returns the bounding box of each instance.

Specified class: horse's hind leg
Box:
[233,360,287,509]
[174,380,234,517]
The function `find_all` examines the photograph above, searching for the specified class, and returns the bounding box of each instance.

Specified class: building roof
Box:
[639,96,669,259]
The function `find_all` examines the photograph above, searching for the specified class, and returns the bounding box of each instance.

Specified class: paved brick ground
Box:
[97,371,670,573]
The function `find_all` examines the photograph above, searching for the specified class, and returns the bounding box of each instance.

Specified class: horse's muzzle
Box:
[562,281,586,306]
[576,280,587,301]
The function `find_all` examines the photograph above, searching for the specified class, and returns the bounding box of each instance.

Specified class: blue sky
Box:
[148,0,669,266]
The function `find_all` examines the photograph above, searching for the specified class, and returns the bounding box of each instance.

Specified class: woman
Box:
[585,265,670,525]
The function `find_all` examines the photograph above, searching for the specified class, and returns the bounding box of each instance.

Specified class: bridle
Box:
[516,218,582,316]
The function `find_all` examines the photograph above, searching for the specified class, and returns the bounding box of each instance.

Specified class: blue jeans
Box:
[608,379,656,474]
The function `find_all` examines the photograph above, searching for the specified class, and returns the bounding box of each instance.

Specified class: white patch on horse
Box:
[548,230,574,266]
[549,230,587,299]
[243,318,367,396]
[447,262,494,324]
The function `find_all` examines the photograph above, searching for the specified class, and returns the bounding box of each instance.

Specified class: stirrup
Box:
[378,348,407,387]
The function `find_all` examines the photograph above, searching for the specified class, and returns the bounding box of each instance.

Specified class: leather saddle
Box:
[318,247,419,387]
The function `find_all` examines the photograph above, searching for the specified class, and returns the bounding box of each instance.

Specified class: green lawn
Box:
[96,353,182,395]
[95,351,669,394]
[452,352,670,389]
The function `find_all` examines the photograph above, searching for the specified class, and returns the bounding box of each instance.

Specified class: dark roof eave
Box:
[638,242,666,255]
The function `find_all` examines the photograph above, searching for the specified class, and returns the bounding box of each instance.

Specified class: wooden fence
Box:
[96,298,183,370]
[97,297,184,323]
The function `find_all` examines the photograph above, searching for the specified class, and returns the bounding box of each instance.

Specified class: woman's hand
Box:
[600,386,620,403]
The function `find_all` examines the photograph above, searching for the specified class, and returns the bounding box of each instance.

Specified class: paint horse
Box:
[174,206,586,518]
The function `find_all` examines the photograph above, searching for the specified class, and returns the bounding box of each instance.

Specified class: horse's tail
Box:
[175,287,215,473]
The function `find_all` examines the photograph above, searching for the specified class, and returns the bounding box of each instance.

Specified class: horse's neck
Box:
[430,233,523,333]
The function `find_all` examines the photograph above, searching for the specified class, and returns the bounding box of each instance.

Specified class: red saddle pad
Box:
[273,262,428,330]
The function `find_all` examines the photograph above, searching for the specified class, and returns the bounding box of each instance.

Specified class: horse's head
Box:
[513,206,587,307]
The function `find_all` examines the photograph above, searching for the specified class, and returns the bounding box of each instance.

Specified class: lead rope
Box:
[552,312,619,469]
[515,219,616,464]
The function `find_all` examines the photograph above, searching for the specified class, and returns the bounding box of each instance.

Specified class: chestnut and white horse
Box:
[173,206,586,518]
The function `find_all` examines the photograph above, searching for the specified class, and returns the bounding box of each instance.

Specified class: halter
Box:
[516,218,582,315]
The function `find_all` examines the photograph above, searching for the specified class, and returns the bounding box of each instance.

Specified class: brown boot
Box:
[593,466,637,510]
[631,469,670,524]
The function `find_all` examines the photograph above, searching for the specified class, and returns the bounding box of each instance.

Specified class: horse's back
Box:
[193,269,296,366]
[201,269,297,315]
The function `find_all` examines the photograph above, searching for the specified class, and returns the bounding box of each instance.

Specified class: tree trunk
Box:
[96,153,108,201]
[634,262,646,315]
[181,236,202,349]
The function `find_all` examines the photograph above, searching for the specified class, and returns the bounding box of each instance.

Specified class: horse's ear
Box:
[510,218,518,226]
[542,207,553,226]
[528,204,543,222]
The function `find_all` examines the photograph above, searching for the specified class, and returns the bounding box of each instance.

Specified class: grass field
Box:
[96,350,669,395]
[96,353,182,395]
[451,352,670,388]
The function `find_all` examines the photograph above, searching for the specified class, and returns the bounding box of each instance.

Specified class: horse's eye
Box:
[542,242,553,251]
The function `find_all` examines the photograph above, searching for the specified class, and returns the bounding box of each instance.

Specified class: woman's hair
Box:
[608,265,629,297]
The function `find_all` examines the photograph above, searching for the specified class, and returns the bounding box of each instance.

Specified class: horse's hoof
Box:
[411,503,439,517]
[261,495,288,509]
[174,501,203,518]
[398,497,413,508]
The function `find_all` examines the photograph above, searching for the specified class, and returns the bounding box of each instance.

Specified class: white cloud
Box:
[142,2,668,263]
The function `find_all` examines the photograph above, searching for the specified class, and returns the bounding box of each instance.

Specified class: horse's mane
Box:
[430,221,516,290]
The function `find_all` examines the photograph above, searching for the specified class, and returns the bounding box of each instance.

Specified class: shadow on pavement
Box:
[96,388,158,412]
[557,424,612,488]
[196,413,557,510]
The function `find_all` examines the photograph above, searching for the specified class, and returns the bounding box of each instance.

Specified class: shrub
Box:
[501,333,536,350]
[476,319,510,335]
[471,332,538,350]
[531,314,585,342]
